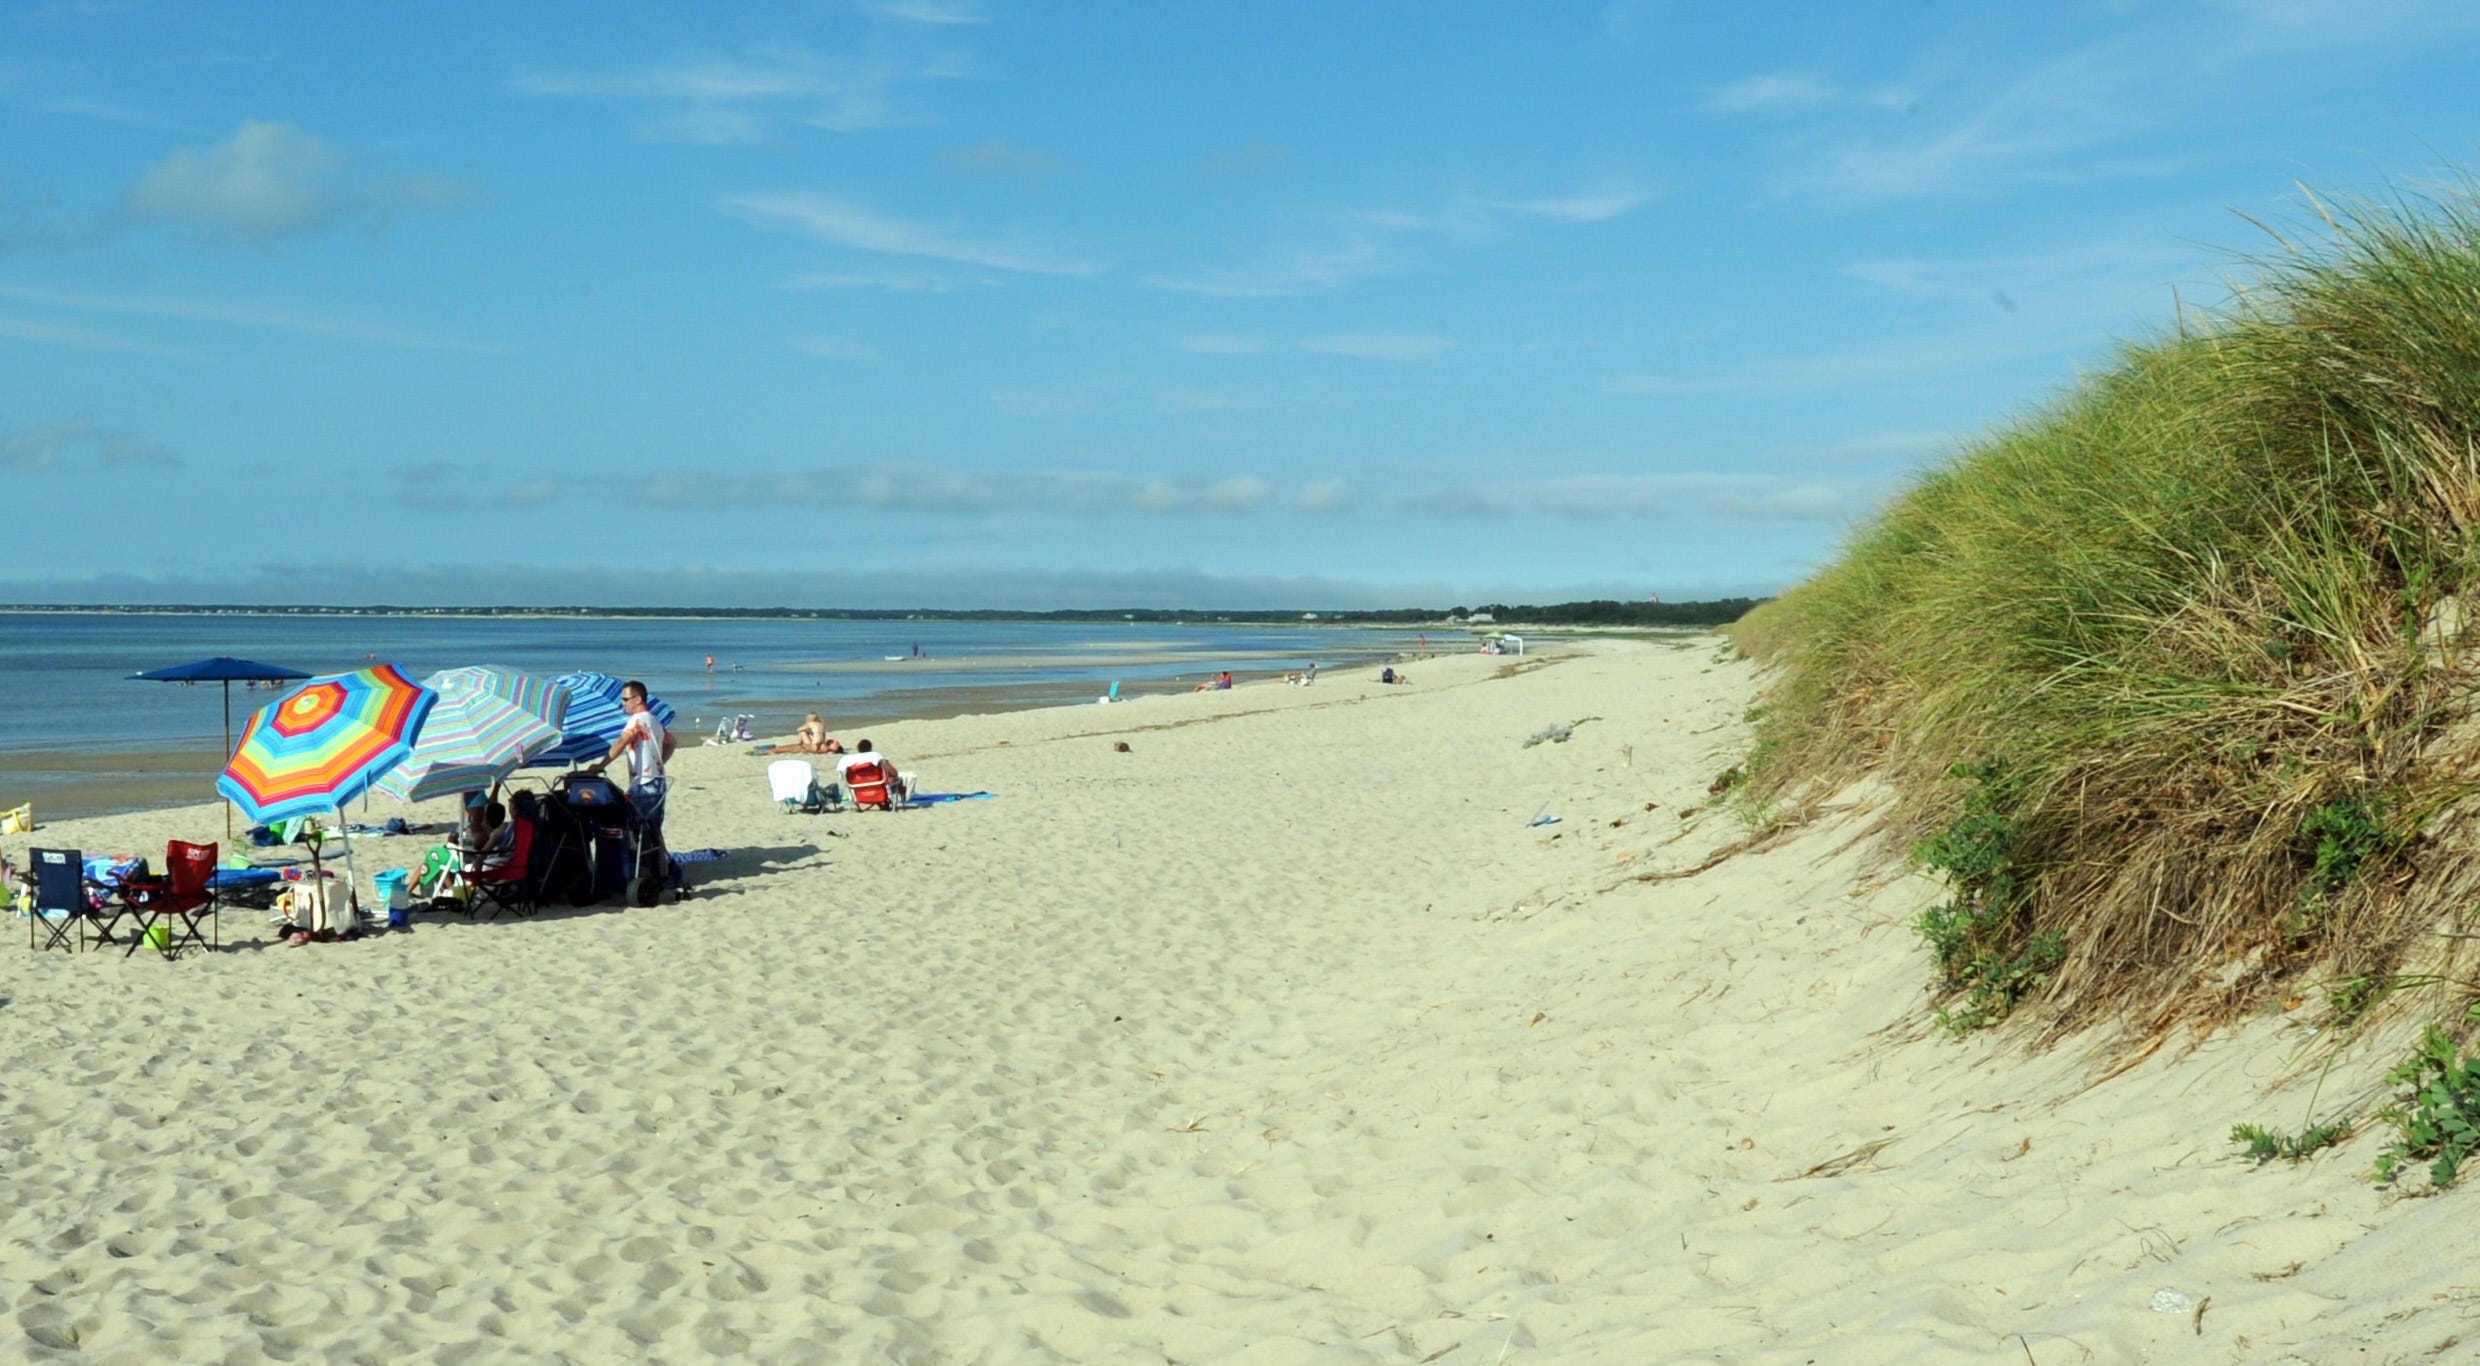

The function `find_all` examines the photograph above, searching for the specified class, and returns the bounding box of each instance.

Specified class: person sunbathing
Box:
[776,713,843,753]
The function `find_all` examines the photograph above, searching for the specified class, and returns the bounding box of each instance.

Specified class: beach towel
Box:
[671,848,729,864]
[904,792,993,805]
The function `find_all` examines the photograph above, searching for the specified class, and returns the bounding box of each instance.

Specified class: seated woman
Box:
[466,800,515,876]
[780,713,841,753]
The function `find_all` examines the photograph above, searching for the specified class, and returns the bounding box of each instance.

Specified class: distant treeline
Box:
[0,599,1765,627]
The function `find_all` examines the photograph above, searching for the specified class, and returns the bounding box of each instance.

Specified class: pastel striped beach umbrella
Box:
[530,671,678,767]
[218,665,437,824]
[373,667,571,804]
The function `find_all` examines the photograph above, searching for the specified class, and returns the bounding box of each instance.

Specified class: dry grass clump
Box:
[1736,185,2480,1039]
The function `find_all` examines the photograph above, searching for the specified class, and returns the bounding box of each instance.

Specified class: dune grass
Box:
[1734,184,2480,1038]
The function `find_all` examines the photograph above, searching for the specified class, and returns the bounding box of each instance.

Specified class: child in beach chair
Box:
[768,759,838,814]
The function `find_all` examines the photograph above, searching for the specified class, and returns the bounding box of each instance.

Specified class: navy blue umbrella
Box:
[130,656,314,836]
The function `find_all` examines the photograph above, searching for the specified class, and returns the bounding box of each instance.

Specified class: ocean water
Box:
[0,612,1419,757]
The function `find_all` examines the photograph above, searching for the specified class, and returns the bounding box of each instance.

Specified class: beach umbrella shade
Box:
[372,667,571,804]
[530,671,677,767]
[130,655,314,838]
[218,665,437,826]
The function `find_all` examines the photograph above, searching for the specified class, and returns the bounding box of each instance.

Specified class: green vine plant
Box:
[1912,760,2065,1034]
[2232,1119,2352,1166]
[2373,1009,2480,1191]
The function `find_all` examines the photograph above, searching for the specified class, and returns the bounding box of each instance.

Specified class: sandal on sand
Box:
[286,931,311,947]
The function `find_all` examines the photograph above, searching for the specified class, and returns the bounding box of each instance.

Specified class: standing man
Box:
[601,679,675,838]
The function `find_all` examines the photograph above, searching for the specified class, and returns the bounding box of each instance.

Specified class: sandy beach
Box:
[0,638,2451,1362]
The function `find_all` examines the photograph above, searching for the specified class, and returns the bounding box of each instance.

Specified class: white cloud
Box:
[947,139,1059,178]
[514,51,956,141]
[391,463,564,512]
[727,191,1099,275]
[631,463,1314,518]
[1295,480,1356,514]
[1149,238,1382,297]
[1398,473,1849,522]
[1301,330,1453,363]
[0,282,500,352]
[0,312,186,355]
[784,267,976,292]
[1704,72,1837,114]
[1,418,177,469]
[1175,332,1275,355]
[117,120,470,242]
[790,335,877,360]
[877,1,983,24]
[1491,186,1653,223]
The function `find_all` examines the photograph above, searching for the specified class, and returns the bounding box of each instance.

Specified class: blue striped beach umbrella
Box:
[373,667,571,803]
[530,671,678,767]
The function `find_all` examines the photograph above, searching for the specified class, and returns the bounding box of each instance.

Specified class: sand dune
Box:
[0,640,2451,1361]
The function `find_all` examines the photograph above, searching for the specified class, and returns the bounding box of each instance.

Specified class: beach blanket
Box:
[207,867,283,890]
[671,848,730,864]
[83,855,144,887]
[905,792,993,805]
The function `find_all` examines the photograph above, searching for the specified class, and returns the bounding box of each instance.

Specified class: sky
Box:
[7,1,2480,610]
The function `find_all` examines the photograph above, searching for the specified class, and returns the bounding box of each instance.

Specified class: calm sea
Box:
[0,612,1420,757]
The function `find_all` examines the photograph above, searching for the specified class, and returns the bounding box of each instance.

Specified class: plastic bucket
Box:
[144,924,171,952]
[372,870,412,928]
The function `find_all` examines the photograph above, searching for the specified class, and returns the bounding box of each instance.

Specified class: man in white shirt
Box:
[600,679,676,836]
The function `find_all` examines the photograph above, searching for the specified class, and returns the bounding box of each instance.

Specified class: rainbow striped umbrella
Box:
[218,665,437,824]
[373,667,571,804]
[531,671,677,767]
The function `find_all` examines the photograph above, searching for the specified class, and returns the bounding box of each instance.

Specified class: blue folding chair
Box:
[29,847,121,952]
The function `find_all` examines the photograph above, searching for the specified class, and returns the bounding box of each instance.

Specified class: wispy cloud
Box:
[392,463,564,512]
[117,120,471,242]
[1704,72,1837,114]
[1150,238,1382,297]
[0,418,177,470]
[1609,331,2080,395]
[1301,330,1454,363]
[876,1,983,24]
[784,267,979,292]
[1398,473,1849,522]
[0,282,501,353]
[945,138,1060,179]
[634,463,1315,517]
[1296,479,1356,514]
[728,191,1099,275]
[1175,332,1276,355]
[790,334,877,360]
[1155,177,1647,297]
[514,50,961,141]
[0,312,186,355]
[1490,186,1653,223]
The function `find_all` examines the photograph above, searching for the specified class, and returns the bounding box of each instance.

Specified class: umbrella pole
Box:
[222,681,234,842]
[332,809,363,929]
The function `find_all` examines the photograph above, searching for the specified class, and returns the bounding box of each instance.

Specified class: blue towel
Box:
[906,792,992,805]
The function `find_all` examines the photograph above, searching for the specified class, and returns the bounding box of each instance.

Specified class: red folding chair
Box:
[470,817,538,920]
[116,840,219,958]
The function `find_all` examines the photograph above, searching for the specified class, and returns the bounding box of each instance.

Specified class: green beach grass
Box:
[1734,181,2480,1039]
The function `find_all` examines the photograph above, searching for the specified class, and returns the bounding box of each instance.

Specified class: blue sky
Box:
[6,1,2480,609]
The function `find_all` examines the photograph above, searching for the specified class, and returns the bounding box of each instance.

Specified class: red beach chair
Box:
[116,840,220,958]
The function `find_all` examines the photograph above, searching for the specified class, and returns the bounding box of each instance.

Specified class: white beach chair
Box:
[769,759,834,814]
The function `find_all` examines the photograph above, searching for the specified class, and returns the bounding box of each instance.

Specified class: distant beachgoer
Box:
[1380,667,1401,685]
